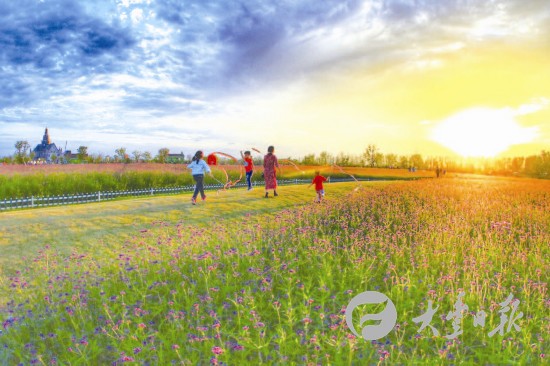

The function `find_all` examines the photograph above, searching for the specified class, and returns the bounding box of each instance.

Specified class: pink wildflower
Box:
[212,346,224,355]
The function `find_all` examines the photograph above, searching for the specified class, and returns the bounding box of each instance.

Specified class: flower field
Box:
[1,177,548,364]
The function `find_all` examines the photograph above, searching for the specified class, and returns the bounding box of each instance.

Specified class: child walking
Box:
[187,150,213,205]
[309,170,327,203]
[240,150,254,190]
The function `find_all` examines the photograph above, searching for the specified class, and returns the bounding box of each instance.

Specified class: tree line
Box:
[3,142,549,179]
[5,142,178,164]
[299,144,550,179]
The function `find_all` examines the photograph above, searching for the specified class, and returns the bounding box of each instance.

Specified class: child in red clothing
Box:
[240,150,254,190]
[309,170,327,203]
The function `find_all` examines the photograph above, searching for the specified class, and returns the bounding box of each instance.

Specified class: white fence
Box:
[0,178,375,211]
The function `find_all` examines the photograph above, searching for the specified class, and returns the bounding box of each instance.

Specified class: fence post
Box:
[98,191,101,202]
[31,195,34,208]
[150,188,154,196]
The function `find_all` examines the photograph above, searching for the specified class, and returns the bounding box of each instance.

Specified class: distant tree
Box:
[399,155,409,169]
[302,153,316,165]
[385,153,398,168]
[349,154,362,166]
[132,150,142,163]
[77,146,88,161]
[14,140,30,164]
[424,157,438,170]
[511,157,525,173]
[51,153,59,164]
[157,148,169,163]
[532,150,550,178]
[318,151,332,165]
[374,152,384,168]
[363,144,379,167]
[14,140,29,156]
[115,147,126,160]
[409,154,424,169]
[115,147,127,162]
[89,154,102,163]
[335,152,351,166]
[142,151,152,162]
[524,155,536,175]
[1,156,13,164]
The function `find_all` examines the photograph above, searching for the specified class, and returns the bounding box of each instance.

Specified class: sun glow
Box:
[431,107,538,157]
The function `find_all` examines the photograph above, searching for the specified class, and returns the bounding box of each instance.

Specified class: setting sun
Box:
[431,107,539,157]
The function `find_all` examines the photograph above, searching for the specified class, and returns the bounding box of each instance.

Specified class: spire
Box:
[42,128,50,145]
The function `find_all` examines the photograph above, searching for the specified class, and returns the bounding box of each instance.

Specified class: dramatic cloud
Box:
[0,0,135,108]
[0,0,548,157]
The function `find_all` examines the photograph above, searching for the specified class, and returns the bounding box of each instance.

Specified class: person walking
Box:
[308,170,327,203]
[263,145,279,198]
[187,150,213,205]
[240,150,254,190]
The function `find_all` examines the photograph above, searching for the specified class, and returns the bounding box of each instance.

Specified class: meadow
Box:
[0,176,548,365]
[0,164,433,199]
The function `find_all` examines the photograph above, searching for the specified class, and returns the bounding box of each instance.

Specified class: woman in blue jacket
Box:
[187,150,213,205]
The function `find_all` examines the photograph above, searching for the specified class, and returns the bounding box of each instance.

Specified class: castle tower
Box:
[42,128,51,145]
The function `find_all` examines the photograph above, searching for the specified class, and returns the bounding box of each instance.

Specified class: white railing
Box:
[0,178,372,211]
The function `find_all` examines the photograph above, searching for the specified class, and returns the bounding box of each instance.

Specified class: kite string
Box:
[332,164,359,182]
[209,151,245,190]
[206,151,362,196]
[331,164,364,194]
[279,158,303,172]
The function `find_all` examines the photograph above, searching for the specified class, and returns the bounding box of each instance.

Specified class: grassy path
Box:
[0,181,382,274]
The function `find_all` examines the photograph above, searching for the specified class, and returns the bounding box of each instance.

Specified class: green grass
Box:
[0,171,197,199]
[0,166,431,199]
[0,182,369,275]
[1,178,548,365]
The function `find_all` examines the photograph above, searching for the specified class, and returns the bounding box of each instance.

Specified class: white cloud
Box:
[515,98,549,115]
[118,0,144,8]
[130,8,144,24]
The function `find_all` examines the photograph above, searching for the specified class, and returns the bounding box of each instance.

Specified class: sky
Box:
[1,0,549,159]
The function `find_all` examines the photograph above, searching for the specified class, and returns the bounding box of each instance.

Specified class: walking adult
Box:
[263,145,279,198]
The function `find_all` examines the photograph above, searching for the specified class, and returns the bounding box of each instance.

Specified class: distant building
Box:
[64,147,89,162]
[166,152,186,163]
[63,150,80,161]
[33,128,63,162]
